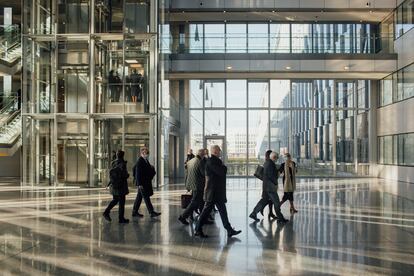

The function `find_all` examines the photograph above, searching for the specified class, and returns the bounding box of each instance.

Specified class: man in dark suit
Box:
[195,145,241,238]
[132,147,161,218]
[103,150,130,223]
[178,149,205,225]
[249,150,288,223]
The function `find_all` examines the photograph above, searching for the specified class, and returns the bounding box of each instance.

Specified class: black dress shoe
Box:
[195,231,208,238]
[103,212,111,222]
[150,211,161,218]
[227,228,242,238]
[249,213,260,222]
[178,216,189,225]
[268,213,278,220]
[132,212,144,217]
[119,218,129,223]
[277,218,289,224]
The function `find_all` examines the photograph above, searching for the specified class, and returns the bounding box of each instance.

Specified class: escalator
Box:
[0,95,21,157]
[0,25,21,75]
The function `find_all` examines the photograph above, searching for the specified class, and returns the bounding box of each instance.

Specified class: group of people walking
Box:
[103,147,161,224]
[249,150,297,224]
[103,145,297,239]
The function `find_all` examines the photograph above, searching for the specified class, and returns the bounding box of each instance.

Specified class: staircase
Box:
[0,96,21,157]
[0,25,21,75]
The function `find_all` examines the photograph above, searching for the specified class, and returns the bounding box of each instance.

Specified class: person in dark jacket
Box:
[194,145,241,238]
[178,149,205,225]
[132,147,161,218]
[259,151,280,220]
[103,150,130,223]
[249,150,288,224]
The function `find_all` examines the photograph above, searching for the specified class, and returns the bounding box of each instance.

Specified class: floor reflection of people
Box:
[282,215,296,253]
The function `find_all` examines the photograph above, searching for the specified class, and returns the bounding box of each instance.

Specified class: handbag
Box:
[254,165,264,180]
[181,193,192,209]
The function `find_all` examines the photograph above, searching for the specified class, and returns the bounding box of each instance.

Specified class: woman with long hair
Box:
[279,153,298,213]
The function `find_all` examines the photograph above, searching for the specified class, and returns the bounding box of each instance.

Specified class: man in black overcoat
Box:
[132,147,161,218]
[194,145,241,238]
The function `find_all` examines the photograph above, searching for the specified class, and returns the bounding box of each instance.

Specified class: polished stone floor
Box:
[0,177,413,275]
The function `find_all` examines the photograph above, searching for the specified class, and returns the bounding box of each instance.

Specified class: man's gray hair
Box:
[270,152,278,159]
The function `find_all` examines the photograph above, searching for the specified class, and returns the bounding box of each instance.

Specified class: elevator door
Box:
[66,73,88,113]
[65,143,88,183]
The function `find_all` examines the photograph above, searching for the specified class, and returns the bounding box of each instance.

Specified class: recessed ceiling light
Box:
[223,10,226,13]
[226,66,232,70]
[125,59,139,64]
[369,10,373,13]
[344,66,350,70]
[272,10,276,13]
[285,66,291,70]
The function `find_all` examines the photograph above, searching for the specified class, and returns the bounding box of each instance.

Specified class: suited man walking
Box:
[195,145,241,238]
[249,150,288,223]
[178,149,205,225]
[132,147,161,218]
[103,150,130,223]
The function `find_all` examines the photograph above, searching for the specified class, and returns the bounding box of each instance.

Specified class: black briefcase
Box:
[254,165,264,180]
[181,194,192,209]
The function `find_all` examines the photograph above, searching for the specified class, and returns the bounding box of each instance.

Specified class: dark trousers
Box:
[104,195,126,219]
[252,191,285,220]
[182,189,204,219]
[132,187,154,214]
[196,201,231,232]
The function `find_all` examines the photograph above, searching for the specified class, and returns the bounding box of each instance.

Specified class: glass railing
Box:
[160,34,393,54]
[0,114,21,144]
[0,95,19,116]
[0,25,21,63]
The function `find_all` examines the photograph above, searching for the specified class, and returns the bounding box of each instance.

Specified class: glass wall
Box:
[186,79,370,177]
[163,22,380,54]
[22,0,157,186]
[378,133,414,166]
[379,62,414,107]
[394,0,414,39]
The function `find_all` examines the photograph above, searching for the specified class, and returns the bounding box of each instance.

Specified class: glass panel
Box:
[190,80,204,108]
[125,0,149,33]
[95,40,123,113]
[248,24,269,53]
[94,118,123,185]
[403,133,414,165]
[124,118,150,183]
[383,135,393,164]
[270,110,289,155]
[291,82,312,108]
[248,82,269,108]
[227,110,247,175]
[189,110,203,150]
[226,24,247,53]
[205,110,225,136]
[124,40,150,113]
[204,81,225,108]
[204,24,225,53]
[57,118,89,184]
[270,80,290,108]
[189,24,204,53]
[57,41,89,113]
[403,63,414,100]
[248,110,269,167]
[291,24,312,53]
[58,0,89,33]
[380,74,393,106]
[226,80,246,108]
[403,0,414,34]
[270,24,290,53]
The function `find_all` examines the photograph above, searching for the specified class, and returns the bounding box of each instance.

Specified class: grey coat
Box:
[262,159,279,194]
[204,155,227,203]
[185,155,205,191]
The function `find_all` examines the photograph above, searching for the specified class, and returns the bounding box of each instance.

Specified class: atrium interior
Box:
[0,0,413,275]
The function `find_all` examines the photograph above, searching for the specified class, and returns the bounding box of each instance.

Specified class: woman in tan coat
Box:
[279,153,298,213]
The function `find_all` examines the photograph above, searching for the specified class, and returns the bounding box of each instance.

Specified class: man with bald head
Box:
[194,145,241,238]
